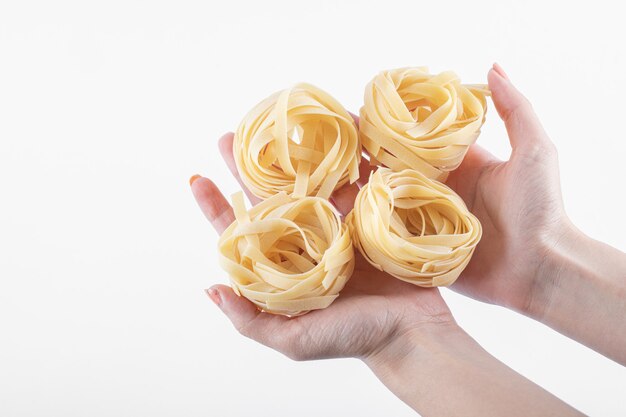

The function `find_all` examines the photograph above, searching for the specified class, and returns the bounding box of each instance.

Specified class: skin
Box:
[446,63,567,312]
[446,64,626,364]
[191,150,453,362]
[190,63,626,415]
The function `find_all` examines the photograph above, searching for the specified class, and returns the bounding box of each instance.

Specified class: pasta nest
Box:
[234,83,361,199]
[218,192,355,316]
[346,168,481,287]
[359,67,489,181]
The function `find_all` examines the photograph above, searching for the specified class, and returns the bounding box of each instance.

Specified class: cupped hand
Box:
[191,134,454,361]
[446,64,568,312]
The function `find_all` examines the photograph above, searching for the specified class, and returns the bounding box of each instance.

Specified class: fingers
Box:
[348,111,359,127]
[488,63,553,156]
[356,156,374,188]
[205,284,298,356]
[218,133,262,205]
[330,184,359,216]
[190,175,235,234]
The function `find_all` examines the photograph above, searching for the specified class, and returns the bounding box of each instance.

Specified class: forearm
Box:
[526,223,626,364]
[363,323,581,416]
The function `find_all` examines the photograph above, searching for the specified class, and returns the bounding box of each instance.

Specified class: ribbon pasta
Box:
[219,69,488,312]
[218,192,355,316]
[234,83,361,200]
[346,168,481,287]
[359,67,489,181]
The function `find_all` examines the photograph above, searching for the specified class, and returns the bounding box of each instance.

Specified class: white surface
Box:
[1,0,625,416]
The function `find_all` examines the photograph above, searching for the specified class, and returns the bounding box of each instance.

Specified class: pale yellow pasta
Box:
[234,83,361,200]
[218,192,355,316]
[346,168,481,287]
[360,67,489,181]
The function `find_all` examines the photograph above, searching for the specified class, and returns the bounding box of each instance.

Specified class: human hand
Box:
[189,83,591,414]
[446,64,568,313]
[191,134,455,361]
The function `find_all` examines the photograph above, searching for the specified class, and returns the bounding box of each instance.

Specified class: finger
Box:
[217,132,262,205]
[492,62,509,80]
[356,156,374,188]
[190,175,235,234]
[330,183,359,217]
[348,111,359,127]
[488,64,552,154]
[206,284,294,353]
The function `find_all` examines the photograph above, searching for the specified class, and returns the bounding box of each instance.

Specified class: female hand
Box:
[190,135,454,361]
[446,64,567,313]
[447,64,626,365]
[190,98,585,416]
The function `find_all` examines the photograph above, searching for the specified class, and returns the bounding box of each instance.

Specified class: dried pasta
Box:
[218,192,355,316]
[359,67,489,181]
[346,168,481,287]
[234,83,361,200]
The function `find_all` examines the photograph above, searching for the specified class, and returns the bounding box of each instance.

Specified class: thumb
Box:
[205,285,260,330]
[488,64,553,157]
[204,284,291,351]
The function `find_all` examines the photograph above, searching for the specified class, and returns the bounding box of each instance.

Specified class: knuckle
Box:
[519,140,557,163]
[235,317,315,362]
[545,141,558,157]
[526,142,545,157]
[234,317,259,339]
[503,96,533,124]
[235,322,252,338]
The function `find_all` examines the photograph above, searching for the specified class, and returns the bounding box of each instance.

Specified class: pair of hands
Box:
[191,64,567,362]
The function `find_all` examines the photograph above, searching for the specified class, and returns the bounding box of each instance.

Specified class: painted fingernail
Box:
[493,63,509,80]
[189,174,202,186]
[205,288,222,307]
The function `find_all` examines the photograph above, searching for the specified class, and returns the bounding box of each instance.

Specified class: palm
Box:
[447,142,564,310]
[191,132,452,360]
[286,254,450,359]
[193,65,567,361]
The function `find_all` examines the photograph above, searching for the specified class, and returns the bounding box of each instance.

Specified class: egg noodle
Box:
[234,83,361,199]
[359,67,489,181]
[218,192,354,316]
[346,168,481,287]
[220,72,487,315]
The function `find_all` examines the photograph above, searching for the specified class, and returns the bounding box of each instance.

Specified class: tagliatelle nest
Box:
[218,192,355,316]
[234,83,361,199]
[359,67,489,181]
[346,168,481,287]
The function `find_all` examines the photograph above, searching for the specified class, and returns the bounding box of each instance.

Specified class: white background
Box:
[1,0,625,415]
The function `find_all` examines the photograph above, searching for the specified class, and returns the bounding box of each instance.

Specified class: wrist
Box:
[362,319,462,381]
[520,218,626,364]
[362,313,584,415]
[522,218,587,319]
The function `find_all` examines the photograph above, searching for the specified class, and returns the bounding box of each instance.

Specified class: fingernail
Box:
[493,63,509,80]
[205,288,222,306]
[189,174,202,186]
